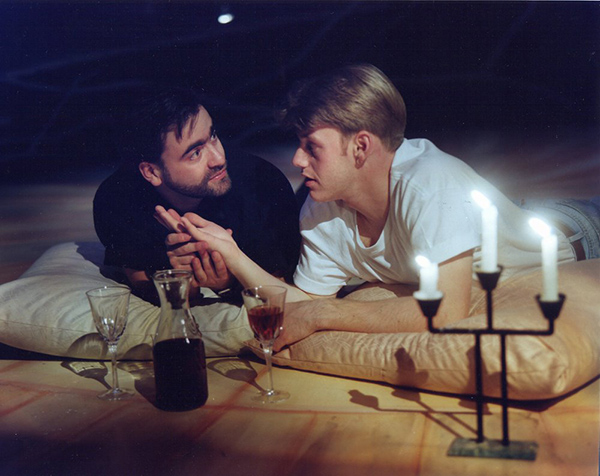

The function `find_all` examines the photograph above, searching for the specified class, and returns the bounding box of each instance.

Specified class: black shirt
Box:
[93,151,301,285]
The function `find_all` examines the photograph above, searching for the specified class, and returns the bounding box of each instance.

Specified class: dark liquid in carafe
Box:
[153,337,208,411]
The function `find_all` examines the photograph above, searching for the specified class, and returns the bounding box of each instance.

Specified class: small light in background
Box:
[218,7,234,25]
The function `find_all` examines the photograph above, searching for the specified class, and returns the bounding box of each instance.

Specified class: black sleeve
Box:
[93,168,171,274]
[231,155,301,282]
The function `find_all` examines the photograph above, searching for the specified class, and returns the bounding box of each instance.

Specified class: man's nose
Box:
[207,142,226,168]
[292,148,307,169]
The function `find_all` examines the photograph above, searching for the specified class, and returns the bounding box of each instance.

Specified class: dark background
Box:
[1,1,598,183]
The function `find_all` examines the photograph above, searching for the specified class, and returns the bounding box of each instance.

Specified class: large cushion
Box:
[262,259,600,400]
[0,242,252,359]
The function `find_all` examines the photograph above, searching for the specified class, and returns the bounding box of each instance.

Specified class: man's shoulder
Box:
[393,139,473,181]
[227,149,286,180]
[94,165,155,211]
[226,150,293,202]
[396,138,460,164]
[96,165,143,192]
[300,196,349,228]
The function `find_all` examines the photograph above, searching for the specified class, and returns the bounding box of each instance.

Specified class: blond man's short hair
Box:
[277,64,407,151]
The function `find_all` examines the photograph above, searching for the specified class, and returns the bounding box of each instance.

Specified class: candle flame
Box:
[471,190,491,209]
[415,255,431,268]
[529,217,552,237]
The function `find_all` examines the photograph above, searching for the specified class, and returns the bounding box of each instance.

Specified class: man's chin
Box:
[210,176,232,196]
[309,189,332,203]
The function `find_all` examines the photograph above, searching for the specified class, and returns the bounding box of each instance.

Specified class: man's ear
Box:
[138,161,163,187]
[353,131,371,168]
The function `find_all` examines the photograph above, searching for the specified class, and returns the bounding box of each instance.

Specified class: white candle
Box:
[529,218,559,302]
[542,233,558,301]
[471,191,498,272]
[481,205,498,272]
[415,255,439,299]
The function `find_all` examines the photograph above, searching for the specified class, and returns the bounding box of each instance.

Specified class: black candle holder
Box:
[413,265,565,461]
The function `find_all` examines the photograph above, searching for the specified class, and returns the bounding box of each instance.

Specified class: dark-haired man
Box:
[93,88,300,309]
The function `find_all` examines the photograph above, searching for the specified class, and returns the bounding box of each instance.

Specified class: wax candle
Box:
[471,191,498,272]
[541,233,558,301]
[415,255,439,298]
[481,204,498,272]
[529,218,559,301]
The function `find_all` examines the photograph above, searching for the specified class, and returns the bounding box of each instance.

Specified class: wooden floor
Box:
[0,179,101,285]
[1,358,598,476]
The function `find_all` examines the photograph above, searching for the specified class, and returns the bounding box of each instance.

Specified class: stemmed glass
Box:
[86,286,133,401]
[241,286,290,403]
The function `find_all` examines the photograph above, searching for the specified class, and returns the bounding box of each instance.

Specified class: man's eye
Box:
[210,129,218,141]
[190,149,201,160]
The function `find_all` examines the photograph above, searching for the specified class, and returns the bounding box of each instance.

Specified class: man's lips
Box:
[209,168,228,181]
[303,175,316,186]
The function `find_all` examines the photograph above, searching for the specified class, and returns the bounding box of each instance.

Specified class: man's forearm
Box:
[275,251,475,350]
[288,291,469,334]
[294,296,430,334]
[225,248,312,302]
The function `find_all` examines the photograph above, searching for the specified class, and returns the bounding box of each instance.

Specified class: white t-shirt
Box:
[293,138,574,295]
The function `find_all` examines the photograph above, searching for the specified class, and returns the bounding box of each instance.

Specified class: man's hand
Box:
[154,206,185,233]
[155,205,235,291]
[273,299,324,352]
[191,250,233,291]
[177,213,242,269]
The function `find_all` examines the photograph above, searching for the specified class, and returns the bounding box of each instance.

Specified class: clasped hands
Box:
[154,205,318,353]
[154,205,239,292]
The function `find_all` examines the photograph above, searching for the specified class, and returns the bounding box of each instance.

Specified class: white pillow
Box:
[0,242,252,359]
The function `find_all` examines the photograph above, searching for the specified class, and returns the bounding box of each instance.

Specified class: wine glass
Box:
[86,285,133,401]
[241,285,290,403]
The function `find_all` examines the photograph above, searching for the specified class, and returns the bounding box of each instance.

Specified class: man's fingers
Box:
[165,232,193,247]
[273,333,286,352]
[167,208,182,221]
[191,256,208,282]
[184,212,211,228]
[166,254,196,266]
[211,251,228,277]
[181,217,208,242]
[199,251,217,280]
[154,206,184,232]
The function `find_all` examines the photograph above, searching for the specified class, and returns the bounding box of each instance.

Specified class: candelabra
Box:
[414,265,565,461]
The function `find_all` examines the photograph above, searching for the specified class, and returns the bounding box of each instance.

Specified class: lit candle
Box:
[471,191,498,272]
[415,255,439,299]
[529,218,558,301]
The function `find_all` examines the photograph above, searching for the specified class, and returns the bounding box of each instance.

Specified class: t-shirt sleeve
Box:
[293,200,353,295]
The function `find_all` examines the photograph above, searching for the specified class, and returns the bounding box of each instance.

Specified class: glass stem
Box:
[263,343,274,395]
[108,342,119,391]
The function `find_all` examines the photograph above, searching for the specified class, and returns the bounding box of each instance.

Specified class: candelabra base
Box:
[447,437,538,461]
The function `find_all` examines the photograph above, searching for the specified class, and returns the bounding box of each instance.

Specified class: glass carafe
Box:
[152,269,208,411]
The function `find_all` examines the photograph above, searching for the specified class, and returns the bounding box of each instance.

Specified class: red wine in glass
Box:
[248,305,283,342]
[242,286,289,403]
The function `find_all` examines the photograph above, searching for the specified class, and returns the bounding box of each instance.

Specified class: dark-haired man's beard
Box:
[162,165,232,199]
